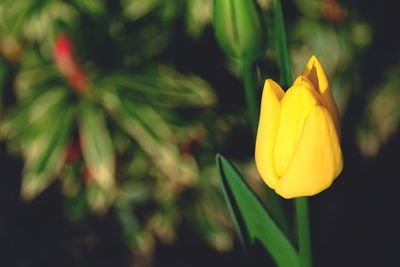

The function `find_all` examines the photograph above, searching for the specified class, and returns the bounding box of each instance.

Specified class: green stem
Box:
[274,0,292,88]
[241,60,259,136]
[295,197,312,267]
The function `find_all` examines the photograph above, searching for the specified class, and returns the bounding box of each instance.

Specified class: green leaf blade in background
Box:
[0,59,7,108]
[216,154,299,267]
[105,67,216,108]
[21,97,75,200]
[79,101,116,212]
[99,88,199,187]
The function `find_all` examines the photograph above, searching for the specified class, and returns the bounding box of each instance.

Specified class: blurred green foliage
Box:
[0,0,232,255]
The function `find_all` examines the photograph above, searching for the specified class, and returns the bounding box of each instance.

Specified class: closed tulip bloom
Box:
[214,0,267,62]
[255,55,343,198]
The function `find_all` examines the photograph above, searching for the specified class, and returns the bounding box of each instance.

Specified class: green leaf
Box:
[100,89,198,185]
[0,0,77,43]
[188,186,233,251]
[184,0,212,39]
[0,88,68,153]
[274,0,293,88]
[102,66,216,108]
[0,59,7,107]
[121,0,161,20]
[15,66,61,99]
[73,0,105,16]
[21,100,75,200]
[78,101,116,212]
[216,154,299,267]
[115,196,154,250]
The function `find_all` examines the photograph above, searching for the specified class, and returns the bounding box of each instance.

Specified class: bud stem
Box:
[242,60,259,136]
[274,0,292,89]
[295,197,313,267]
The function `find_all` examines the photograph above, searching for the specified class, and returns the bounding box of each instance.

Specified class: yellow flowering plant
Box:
[214,0,343,267]
[255,55,343,198]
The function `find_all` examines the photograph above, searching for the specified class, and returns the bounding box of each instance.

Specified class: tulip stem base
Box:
[242,61,259,136]
[295,197,312,267]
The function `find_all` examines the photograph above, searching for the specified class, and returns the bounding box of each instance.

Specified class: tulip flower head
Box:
[255,55,343,198]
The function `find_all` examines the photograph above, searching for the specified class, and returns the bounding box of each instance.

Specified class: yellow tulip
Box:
[255,55,343,198]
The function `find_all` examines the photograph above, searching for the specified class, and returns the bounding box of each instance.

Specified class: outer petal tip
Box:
[302,55,341,135]
[263,79,284,100]
[303,55,327,86]
[305,55,321,70]
[255,79,284,190]
[309,54,319,63]
[293,75,318,94]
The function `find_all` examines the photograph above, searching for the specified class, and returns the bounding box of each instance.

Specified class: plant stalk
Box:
[242,60,259,136]
[295,197,313,267]
[274,0,292,88]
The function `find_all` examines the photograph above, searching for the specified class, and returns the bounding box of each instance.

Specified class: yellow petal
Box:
[302,55,340,135]
[275,105,343,198]
[255,79,284,189]
[273,76,321,177]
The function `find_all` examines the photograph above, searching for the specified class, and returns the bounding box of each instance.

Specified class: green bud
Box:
[214,0,267,62]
